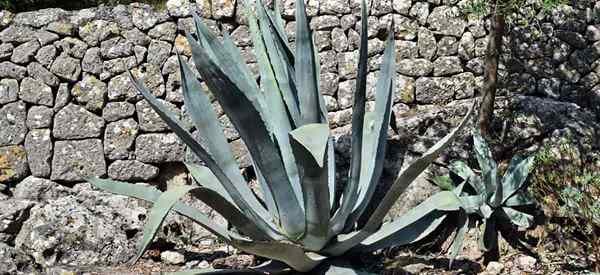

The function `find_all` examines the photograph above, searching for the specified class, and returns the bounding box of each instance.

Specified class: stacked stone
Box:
[0,0,599,186]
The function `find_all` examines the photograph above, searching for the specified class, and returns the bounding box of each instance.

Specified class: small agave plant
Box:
[88,0,474,273]
[420,130,537,266]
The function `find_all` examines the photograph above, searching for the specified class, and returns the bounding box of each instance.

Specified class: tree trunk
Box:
[478,11,506,138]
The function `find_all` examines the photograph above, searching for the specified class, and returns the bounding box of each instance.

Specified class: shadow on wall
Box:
[0,0,166,12]
[499,0,600,119]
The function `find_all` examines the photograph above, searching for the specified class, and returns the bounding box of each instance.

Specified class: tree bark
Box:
[478,11,506,138]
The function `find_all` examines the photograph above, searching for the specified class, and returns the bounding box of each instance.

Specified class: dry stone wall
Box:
[0,0,599,185]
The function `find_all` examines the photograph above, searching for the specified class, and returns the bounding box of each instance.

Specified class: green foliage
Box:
[87,0,475,273]
[530,139,600,270]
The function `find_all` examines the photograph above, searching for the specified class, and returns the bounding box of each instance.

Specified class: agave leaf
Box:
[88,178,238,242]
[250,4,303,210]
[479,217,498,252]
[330,0,371,234]
[189,187,273,241]
[180,56,267,215]
[165,260,292,275]
[327,137,337,210]
[325,102,475,256]
[459,195,485,214]
[501,207,534,228]
[501,155,535,204]
[187,36,305,238]
[432,175,454,191]
[289,123,331,251]
[265,9,294,63]
[295,0,320,125]
[253,2,301,125]
[448,211,469,268]
[348,26,396,229]
[134,185,196,263]
[453,180,467,195]
[449,161,485,195]
[129,73,280,240]
[186,163,234,205]
[355,211,447,253]
[504,191,535,207]
[472,130,498,203]
[231,239,326,272]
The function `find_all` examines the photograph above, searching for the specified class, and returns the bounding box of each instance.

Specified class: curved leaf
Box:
[479,217,497,252]
[186,163,234,205]
[87,177,237,242]
[501,207,534,228]
[165,260,292,275]
[449,161,485,195]
[134,185,196,263]
[501,155,535,204]
[187,36,305,238]
[289,123,331,250]
[504,191,535,207]
[295,0,321,125]
[324,102,475,256]
[472,130,498,203]
[129,73,280,240]
[448,211,469,268]
[231,239,326,272]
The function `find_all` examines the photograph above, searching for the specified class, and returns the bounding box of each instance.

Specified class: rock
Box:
[101,56,137,79]
[397,59,433,77]
[24,129,52,178]
[11,40,40,64]
[0,242,30,274]
[484,261,504,275]
[12,8,67,28]
[34,30,59,46]
[212,254,255,269]
[14,191,142,267]
[410,2,429,25]
[516,255,537,271]
[46,21,75,36]
[0,43,13,61]
[402,263,432,274]
[556,30,587,49]
[13,176,69,202]
[136,99,180,132]
[50,139,106,181]
[427,6,466,37]
[35,45,57,68]
[586,25,600,41]
[331,28,348,53]
[388,14,418,40]
[458,32,475,60]
[0,61,26,79]
[167,0,192,17]
[0,26,35,43]
[173,34,191,56]
[100,37,134,60]
[82,48,103,75]
[0,78,18,104]
[134,45,147,64]
[466,57,484,75]
[72,74,107,112]
[337,50,358,79]
[103,102,136,122]
[149,22,177,42]
[165,74,183,103]
[437,36,458,56]
[537,78,561,99]
[108,160,159,181]
[109,65,164,102]
[136,133,186,163]
[418,28,436,60]
[160,250,185,265]
[147,40,172,66]
[320,0,351,14]
[54,37,88,58]
[104,118,139,160]
[26,106,53,129]
[19,77,53,106]
[79,20,120,47]
[27,62,59,88]
[124,28,150,46]
[0,199,35,244]
[311,15,340,30]
[213,0,236,19]
[416,73,475,103]
[340,14,356,30]
[54,83,70,111]
[0,145,29,184]
[53,104,105,139]
[433,56,463,76]
[0,101,27,146]
[50,54,82,82]
[320,72,339,96]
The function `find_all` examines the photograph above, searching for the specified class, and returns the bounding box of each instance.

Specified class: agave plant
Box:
[88,0,474,273]
[417,130,537,266]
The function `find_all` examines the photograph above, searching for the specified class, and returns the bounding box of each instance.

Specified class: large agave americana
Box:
[89,0,474,273]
